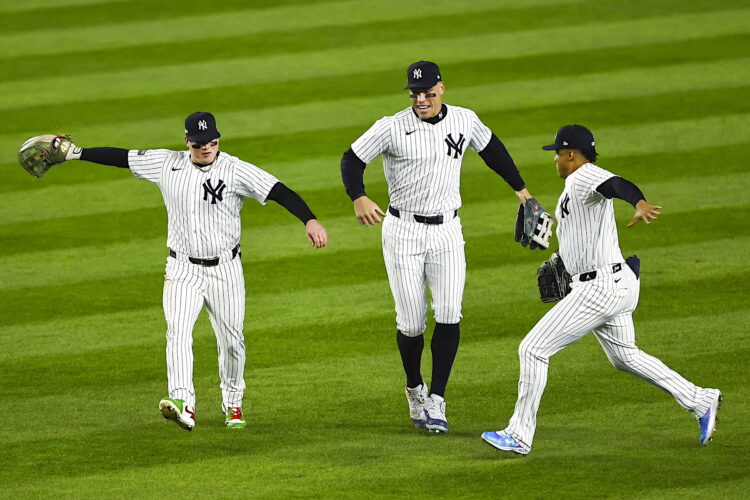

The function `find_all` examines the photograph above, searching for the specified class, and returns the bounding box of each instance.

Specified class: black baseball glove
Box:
[515,198,553,250]
[537,251,571,303]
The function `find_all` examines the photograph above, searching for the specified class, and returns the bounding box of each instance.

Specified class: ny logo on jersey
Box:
[203,179,227,204]
[445,133,466,159]
[559,193,571,218]
[198,120,208,131]
[413,68,422,79]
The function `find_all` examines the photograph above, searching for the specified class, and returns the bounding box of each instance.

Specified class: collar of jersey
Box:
[191,151,221,170]
[411,104,448,125]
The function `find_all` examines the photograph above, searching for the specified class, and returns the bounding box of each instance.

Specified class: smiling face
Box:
[408,82,445,119]
[186,138,220,165]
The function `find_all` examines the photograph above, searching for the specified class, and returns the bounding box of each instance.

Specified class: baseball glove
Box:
[537,251,571,303]
[515,197,553,250]
[18,134,75,178]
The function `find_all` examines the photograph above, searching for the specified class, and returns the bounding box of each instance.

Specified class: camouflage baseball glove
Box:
[537,250,571,303]
[18,134,76,178]
[515,197,553,250]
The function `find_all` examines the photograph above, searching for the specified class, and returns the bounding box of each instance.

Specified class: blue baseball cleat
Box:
[481,430,530,455]
[698,391,722,445]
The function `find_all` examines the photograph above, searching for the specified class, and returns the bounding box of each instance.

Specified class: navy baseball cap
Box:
[542,124,596,151]
[404,61,442,90]
[185,112,221,143]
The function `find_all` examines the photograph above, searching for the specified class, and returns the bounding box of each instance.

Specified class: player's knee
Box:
[433,303,462,325]
[398,326,424,338]
[518,337,546,363]
[606,350,639,372]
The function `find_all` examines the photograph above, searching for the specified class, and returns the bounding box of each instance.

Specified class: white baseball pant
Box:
[506,263,718,447]
[382,212,465,336]
[163,255,246,409]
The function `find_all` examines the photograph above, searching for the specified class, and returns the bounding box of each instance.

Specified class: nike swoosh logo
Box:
[405,130,417,135]
[171,167,183,171]
[614,278,621,283]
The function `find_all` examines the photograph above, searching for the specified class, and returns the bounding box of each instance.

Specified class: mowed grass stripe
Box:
[3,165,750,290]
[0,0,735,84]
[2,217,747,330]
[2,307,745,450]
[4,33,748,136]
[2,269,745,403]
[1,0,578,56]
[3,56,747,158]
[3,80,748,199]
[3,106,748,223]
[1,9,748,111]
[3,194,747,291]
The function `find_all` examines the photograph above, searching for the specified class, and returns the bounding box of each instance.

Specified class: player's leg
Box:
[382,215,429,427]
[503,282,623,449]
[161,259,204,429]
[422,218,465,432]
[205,257,247,425]
[593,271,721,442]
[424,219,464,395]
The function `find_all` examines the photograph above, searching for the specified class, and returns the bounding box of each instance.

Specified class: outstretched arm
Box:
[596,176,661,227]
[77,147,130,168]
[265,182,327,248]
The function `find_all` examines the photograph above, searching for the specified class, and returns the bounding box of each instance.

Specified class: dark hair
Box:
[580,148,598,163]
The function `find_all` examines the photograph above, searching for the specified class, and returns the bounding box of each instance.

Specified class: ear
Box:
[437,82,446,95]
[184,137,189,149]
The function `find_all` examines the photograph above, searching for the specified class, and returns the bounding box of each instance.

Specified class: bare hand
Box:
[515,188,532,204]
[353,196,386,226]
[305,219,328,248]
[627,200,662,227]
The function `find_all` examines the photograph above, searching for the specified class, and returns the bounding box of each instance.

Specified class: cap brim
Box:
[404,81,438,90]
[541,144,558,150]
[186,132,221,143]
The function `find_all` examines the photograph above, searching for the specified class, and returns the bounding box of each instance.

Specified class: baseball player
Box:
[340,61,548,433]
[19,112,327,431]
[481,124,722,454]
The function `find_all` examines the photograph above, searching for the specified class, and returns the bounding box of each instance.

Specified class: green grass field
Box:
[1,0,749,497]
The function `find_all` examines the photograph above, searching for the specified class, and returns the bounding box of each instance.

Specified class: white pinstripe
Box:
[130,149,277,410]
[382,214,465,334]
[504,163,718,448]
[353,105,490,334]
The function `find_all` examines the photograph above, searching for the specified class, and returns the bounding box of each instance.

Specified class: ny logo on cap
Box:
[413,68,422,79]
[198,120,208,131]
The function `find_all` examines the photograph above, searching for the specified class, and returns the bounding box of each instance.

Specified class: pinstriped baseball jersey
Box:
[555,163,624,275]
[351,104,492,215]
[128,149,278,258]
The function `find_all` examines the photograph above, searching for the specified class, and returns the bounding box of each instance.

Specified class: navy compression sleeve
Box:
[596,176,645,207]
[80,147,130,168]
[266,182,316,224]
[340,147,367,201]
[478,134,525,191]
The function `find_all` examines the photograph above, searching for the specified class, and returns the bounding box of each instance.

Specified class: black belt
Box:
[388,206,457,225]
[169,244,240,267]
[579,263,622,282]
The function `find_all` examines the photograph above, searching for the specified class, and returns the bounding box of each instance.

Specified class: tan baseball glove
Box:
[18,134,76,178]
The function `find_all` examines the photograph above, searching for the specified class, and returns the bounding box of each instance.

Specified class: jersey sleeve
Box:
[127,149,172,184]
[351,117,392,164]
[234,159,280,205]
[468,110,493,152]
[573,164,617,206]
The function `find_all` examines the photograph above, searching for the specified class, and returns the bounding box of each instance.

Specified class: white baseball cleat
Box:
[159,397,195,431]
[423,394,448,433]
[405,383,428,429]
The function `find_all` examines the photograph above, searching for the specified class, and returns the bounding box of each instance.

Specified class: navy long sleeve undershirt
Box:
[596,176,645,207]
